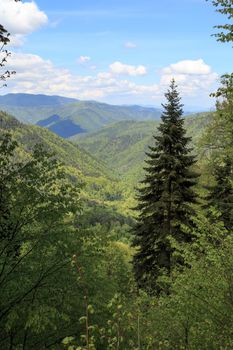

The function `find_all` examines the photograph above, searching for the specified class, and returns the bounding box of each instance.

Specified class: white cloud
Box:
[7,53,51,71]
[160,59,218,96]
[0,0,48,46]
[124,41,137,49]
[4,53,218,106]
[5,53,157,100]
[109,61,147,76]
[8,34,25,47]
[0,0,48,34]
[162,59,211,75]
[78,56,91,64]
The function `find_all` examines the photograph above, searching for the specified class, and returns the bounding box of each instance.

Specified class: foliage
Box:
[0,125,134,349]
[200,74,233,168]
[0,129,83,348]
[0,22,16,85]
[2,0,233,348]
[2,94,233,349]
[0,0,20,85]
[204,157,233,230]
[150,214,233,349]
[207,0,233,43]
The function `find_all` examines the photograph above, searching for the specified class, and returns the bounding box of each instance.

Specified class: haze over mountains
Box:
[0,93,78,107]
[0,92,213,190]
[0,93,162,138]
[0,92,213,188]
[0,93,210,138]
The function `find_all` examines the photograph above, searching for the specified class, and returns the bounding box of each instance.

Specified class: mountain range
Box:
[0,93,78,107]
[0,92,214,191]
[0,93,162,138]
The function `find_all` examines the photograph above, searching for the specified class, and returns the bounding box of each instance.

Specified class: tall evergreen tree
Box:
[133,80,199,294]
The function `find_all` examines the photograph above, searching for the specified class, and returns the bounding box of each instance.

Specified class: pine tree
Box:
[132,80,199,294]
[205,157,233,230]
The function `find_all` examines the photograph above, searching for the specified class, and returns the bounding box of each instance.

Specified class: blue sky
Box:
[0,0,232,109]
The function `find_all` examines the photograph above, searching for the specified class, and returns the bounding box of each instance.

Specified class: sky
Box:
[0,0,232,110]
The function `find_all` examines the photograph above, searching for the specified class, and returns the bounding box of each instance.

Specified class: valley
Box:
[0,93,213,189]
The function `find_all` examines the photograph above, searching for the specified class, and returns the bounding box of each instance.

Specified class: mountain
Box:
[0,111,129,210]
[0,109,213,216]
[36,115,87,138]
[75,112,213,187]
[0,93,214,143]
[0,93,78,107]
[0,93,162,137]
[74,120,159,184]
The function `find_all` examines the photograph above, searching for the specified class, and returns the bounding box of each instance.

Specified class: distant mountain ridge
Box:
[0,93,162,137]
[0,93,78,107]
[0,93,211,140]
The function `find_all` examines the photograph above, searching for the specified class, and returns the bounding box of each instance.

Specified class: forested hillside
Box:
[0,111,133,211]
[76,112,213,186]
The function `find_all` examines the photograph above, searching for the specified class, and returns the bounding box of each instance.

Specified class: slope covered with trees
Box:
[0,111,136,349]
[76,112,213,187]
[2,78,232,350]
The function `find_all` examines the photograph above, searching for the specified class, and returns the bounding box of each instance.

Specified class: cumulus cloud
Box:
[8,34,25,47]
[6,53,75,94]
[5,53,158,100]
[4,53,218,106]
[162,59,211,75]
[0,0,48,46]
[109,61,147,76]
[124,41,137,49]
[160,59,218,96]
[78,56,91,64]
